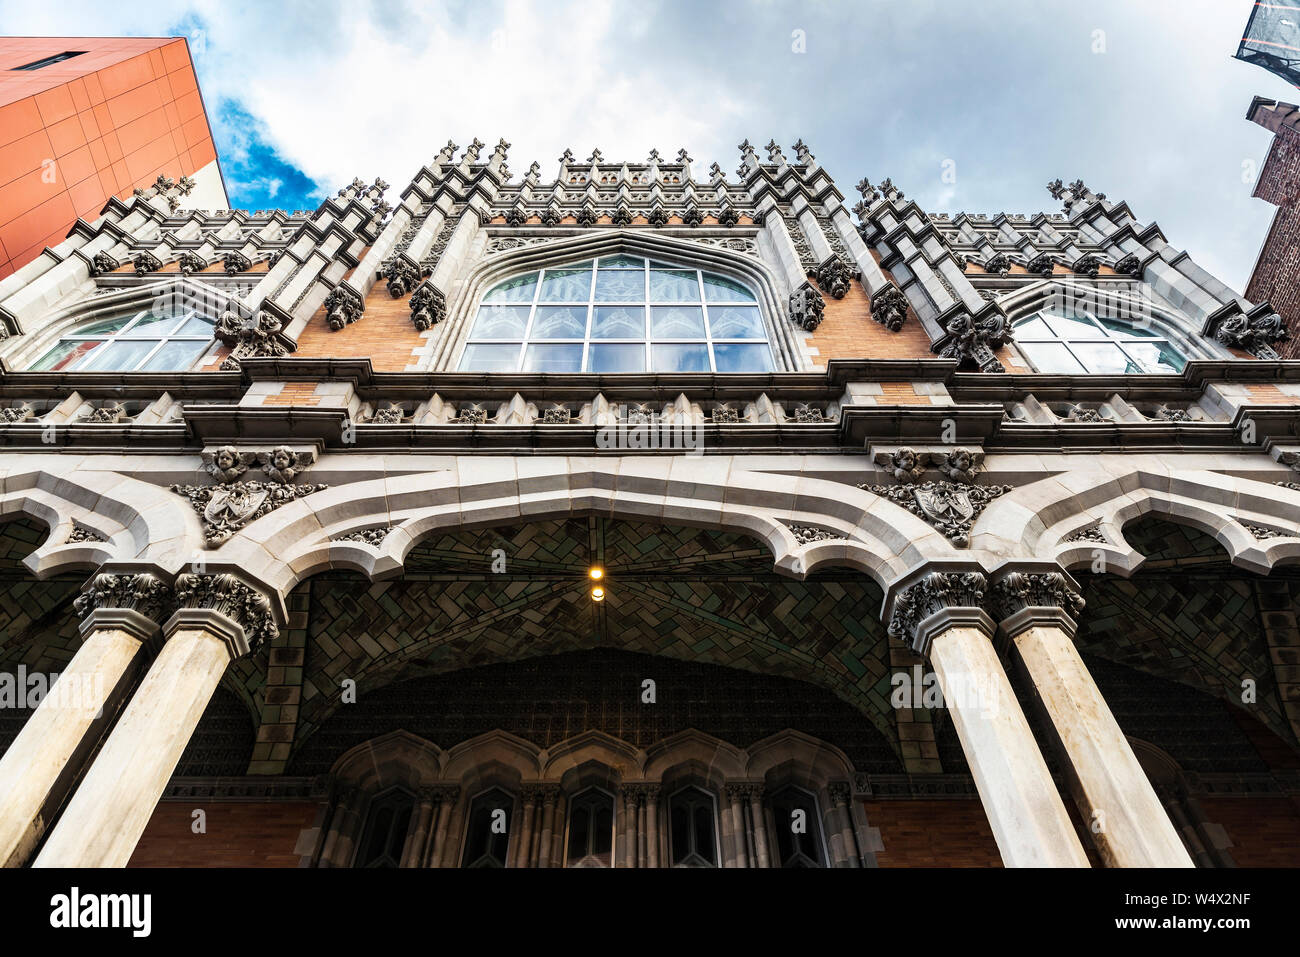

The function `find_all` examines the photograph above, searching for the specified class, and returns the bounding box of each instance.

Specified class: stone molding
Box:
[168,572,279,657]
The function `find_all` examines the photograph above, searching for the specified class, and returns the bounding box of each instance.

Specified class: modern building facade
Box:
[0,36,226,281]
[0,137,1298,869]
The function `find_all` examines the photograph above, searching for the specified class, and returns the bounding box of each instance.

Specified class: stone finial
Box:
[463,137,485,163]
[709,161,725,183]
[647,148,661,163]
[436,140,458,164]
[587,148,603,164]
[793,139,814,164]
[525,160,542,183]
[764,139,786,163]
[676,148,692,164]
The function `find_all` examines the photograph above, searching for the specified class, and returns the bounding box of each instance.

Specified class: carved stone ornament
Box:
[983,253,1012,277]
[133,251,164,275]
[1114,253,1143,278]
[1025,252,1056,278]
[887,571,988,645]
[1213,308,1289,360]
[610,205,633,226]
[1064,525,1106,544]
[324,285,364,331]
[172,447,327,547]
[173,573,278,651]
[504,205,528,226]
[716,206,740,227]
[178,251,207,275]
[789,281,825,332]
[874,447,927,485]
[384,258,422,298]
[223,251,253,275]
[335,526,393,546]
[81,404,127,424]
[1065,403,1103,423]
[89,250,120,276]
[369,403,405,424]
[936,309,1011,373]
[1242,521,1287,540]
[814,256,853,300]
[647,206,669,227]
[576,205,598,226]
[870,284,909,332]
[861,449,1007,547]
[215,309,290,370]
[73,572,172,623]
[542,406,571,424]
[989,571,1084,620]
[680,204,704,226]
[1,403,33,422]
[66,523,106,544]
[1153,405,1191,422]
[410,281,447,331]
[1073,254,1102,278]
[786,523,844,545]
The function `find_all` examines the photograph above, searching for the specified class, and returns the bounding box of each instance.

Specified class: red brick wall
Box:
[863,799,1003,867]
[1247,124,1300,358]
[126,801,320,868]
[1199,796,1300,867]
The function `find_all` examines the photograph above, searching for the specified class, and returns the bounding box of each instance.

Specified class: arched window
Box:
[33,305,216,372]
[768,786,825,868]
[459,255,773,373]
[668,786,719,867]
[1012,308,1184,374]
[354,788,415,868]
[461,787,514,868]
[565,787,615,867]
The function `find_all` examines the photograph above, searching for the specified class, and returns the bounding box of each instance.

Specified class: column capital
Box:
[989,568,1085,640]
[165,572,279,659]
[73,570,173,645]
[724,781,762,801]
[886,568,994,657]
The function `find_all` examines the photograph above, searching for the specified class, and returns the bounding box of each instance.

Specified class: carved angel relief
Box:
[859,448,1011,547]
[171,446,328,547]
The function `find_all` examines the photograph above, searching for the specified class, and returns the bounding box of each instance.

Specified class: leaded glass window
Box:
[565,788,615,867]
[460,257,773,373]
[462,788,514,868]
[1012,309,1185,374]
[354,789,415,868]
[768,786,825,868]
[668,786,719,867]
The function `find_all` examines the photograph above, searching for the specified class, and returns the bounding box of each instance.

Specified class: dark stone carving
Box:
[1064,525,1106,544]
[887,571,988,645]
[504,205,528,226]
[647,206,669,227]
[1,403,33,422]
[67,524,106,544]
[576,205,598,226]
[1153,405,1191,422]
[410,281,447,331]
[384,258,422,298]
[542,406,571,424]
[788,281,825,332]
[1065,403,1103,423]
[1073,254,1102,278]
[610,205,633,226]
[324,285,364,331]
[223,251,253,275]
[711,405,740,424]
[171,447,326,547]
[215,309,290,370]
[173,573,278,651]
[983,253,1012,277]
[815,256,853,299]
[1242,521,1287,540]
[873,448,927,485]
[369,403,405,424]
[936,309,1011,373]
[540,206,562,226]
[860,458,1011,547]
[791,404,825,423]
[81,404,127,424]
[90,250,120,276]
[178,251,207,275]
[73,572,172,623]
[133,251,164,275]
[1213,308,1289,360]
[1026,252,1056,278]
[680,204,703,226]
[989,571,1084,620]
[335,527,393,546]
[716,205,740,227]
[1114,253,1143,278]
[787,523,844,545]
[870,285,909,332]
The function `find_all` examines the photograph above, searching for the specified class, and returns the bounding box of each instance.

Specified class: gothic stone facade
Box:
[0,139,1298,869]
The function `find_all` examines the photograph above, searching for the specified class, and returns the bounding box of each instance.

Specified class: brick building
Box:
[0,137,1297,869]
[0,36,226,281]
[1246,98,1300,360]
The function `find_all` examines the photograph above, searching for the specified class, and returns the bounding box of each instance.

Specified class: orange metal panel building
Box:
[0,36,227,280]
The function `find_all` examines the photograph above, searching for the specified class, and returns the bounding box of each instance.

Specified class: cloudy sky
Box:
[3,0,1297,289]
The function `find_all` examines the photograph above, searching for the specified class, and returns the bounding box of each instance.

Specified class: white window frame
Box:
[34,306,216,373]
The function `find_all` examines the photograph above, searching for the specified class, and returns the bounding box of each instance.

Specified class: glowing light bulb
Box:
[591,585,606,601]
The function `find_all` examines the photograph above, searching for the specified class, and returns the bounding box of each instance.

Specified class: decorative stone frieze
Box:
[132,251,164,275]
[171,446,327,547]
[335,527,393,546]
[1209,305,1289,360]
[988,571,1085,621]
[66,524,106,544]
[1,403,33,423]
[861,449,1008,547]
[1152,405,1192,422]
[870,284,909,332]
[80,404,127,424]
[786,523,844,545]
[1064,525,1106,544]
[410,281,447,331]
[1065,403,1103,423]
[788,280,825,332]
[368,403,406,424]
[178,252,207,275]
[1243,521,1288,540]
[172,572,278,652]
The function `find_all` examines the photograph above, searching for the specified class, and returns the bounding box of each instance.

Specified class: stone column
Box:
[33,573,278,868]
[535,785,559,868]
[645,786,660,868]
[746,787,771,868]
[515,787,539,868]
[725,785,749,868]
[401,788,437,868]
[318,785,360,867]
[0,572,170,867]
[636,793,648,868]
[827,783,861,868]
[620,785,640,868]
[888,570,1089,868]
[993,571,1193,868]
[423,786,458,867]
